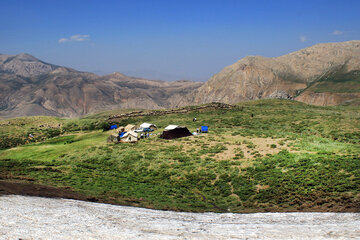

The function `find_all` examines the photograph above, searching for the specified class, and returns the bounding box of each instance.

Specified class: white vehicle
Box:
[134,128,144,133]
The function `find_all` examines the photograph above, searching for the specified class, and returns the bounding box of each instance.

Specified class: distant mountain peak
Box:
[0,53,61,77]
[16,53,38,61]
[109,72,128,78]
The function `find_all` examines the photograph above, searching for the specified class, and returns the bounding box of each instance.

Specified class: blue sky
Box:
[1,0,359,81]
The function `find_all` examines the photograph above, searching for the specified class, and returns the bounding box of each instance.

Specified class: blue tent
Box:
[119,131,127,138]
[109,124,117,130]
[201,126,208,133]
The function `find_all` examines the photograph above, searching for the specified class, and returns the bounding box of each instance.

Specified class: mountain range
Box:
[1,40,359,118]
[0,53,202,118]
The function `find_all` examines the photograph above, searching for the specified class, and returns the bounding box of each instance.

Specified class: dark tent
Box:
[160,127,192,139]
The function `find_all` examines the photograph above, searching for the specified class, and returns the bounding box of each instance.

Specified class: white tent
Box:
[120,131,138,143]
[140,123,157,130]
[164,125,179,130]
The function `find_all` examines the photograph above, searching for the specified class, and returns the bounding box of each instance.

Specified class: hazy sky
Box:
[1,0,360,81]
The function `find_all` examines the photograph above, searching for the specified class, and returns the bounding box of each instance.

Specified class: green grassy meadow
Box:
[0,99,359,212]
[313,70,360,93]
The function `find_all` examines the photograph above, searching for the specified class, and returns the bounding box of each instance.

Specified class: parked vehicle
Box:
[143,128,154,132]
[134,127,154,133]
[134,128,143,133]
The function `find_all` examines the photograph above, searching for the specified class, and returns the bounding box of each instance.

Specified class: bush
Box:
[99,122,111,131]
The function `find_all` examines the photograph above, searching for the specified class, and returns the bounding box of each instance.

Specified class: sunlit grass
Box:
[294,135,360,154]
[0,131,108,161]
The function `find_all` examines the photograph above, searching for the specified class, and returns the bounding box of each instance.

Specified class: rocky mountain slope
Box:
[181,40,360,106]
[0,53,64,77]
[0,54,202,118]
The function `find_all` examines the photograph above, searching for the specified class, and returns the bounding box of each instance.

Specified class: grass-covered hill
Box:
[0,99,359,213]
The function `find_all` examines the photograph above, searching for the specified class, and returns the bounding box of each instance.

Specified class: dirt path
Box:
[0,180,97,202]
[1,195,359,239]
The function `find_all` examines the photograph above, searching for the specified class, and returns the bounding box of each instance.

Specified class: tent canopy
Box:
[125,124,136,132]
[120,130,138,143]
[122,131,138,138]
[140,123,157,129]
[164,125,179,130]
[117,126,125,133]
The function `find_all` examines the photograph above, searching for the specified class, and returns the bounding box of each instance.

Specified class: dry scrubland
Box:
[0,99,359,213]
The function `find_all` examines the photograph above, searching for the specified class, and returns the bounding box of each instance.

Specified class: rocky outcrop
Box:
[107,102,236,122]
[295,92,360,106]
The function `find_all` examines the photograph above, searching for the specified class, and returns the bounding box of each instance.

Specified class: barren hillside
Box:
[181,40,360,106]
